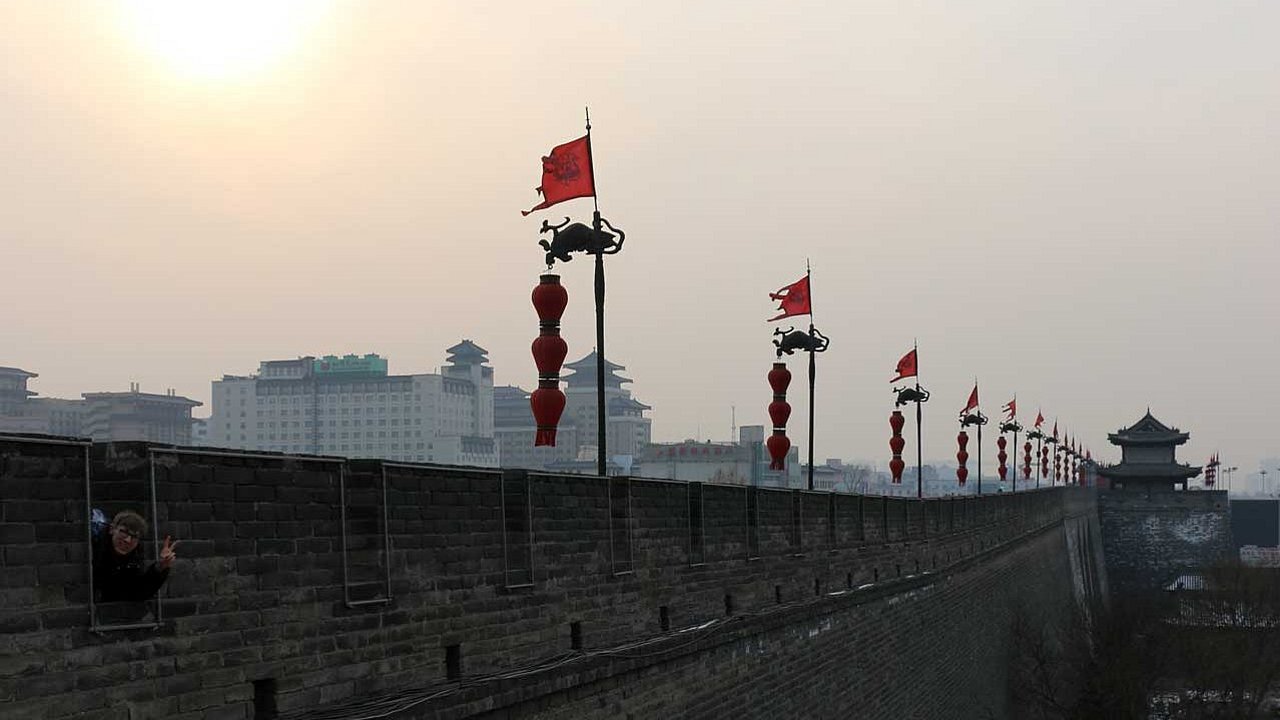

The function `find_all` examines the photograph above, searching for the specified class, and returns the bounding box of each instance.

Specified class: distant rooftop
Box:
[1108,410,1190,446]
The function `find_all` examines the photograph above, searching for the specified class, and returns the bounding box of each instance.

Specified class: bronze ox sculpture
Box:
[772,326,830,357]
[893,386,930,407]
[538,216,625,267]
[959,412,988,427]
[998,420,1022,434]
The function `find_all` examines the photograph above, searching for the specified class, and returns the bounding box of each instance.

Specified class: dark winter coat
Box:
[92,529,169,603]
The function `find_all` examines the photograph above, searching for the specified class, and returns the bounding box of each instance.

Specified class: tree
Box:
[1011,563,1280,719]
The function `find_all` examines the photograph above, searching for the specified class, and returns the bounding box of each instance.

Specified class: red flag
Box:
[1034,410,1044,428]
[961,385,979,414]
[1052,421,1058,440]
[1003,398,1017,419]
[890,349,917,383]
[768,275,811,321]
[522,135,595,216]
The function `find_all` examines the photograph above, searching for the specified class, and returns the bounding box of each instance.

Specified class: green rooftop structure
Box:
[313,354,388,377]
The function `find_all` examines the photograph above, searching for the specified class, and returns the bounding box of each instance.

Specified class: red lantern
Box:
[956,431,970,486]
[996,435,1008,482]
[1054,449,1061,485]
[889,410,906,484]
[1041,447,1049,480]
[531,274,569,323]
[531,335,568,377]
[767,362,792,471]
[530,274,568,446]
[768,400,791,429]
[768,363,792,395]
[767,434,791,470]
[1023,441,1032,481]
[530,382,566,446]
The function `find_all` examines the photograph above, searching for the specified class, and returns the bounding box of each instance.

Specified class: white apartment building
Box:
[208,341,496,466]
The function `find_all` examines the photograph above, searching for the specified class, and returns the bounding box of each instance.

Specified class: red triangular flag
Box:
[768,275,811,321]
[961,385,979,414]
[1003,398,1017,419]
[890,349,917,383]
[1034,410,1044,428]
[522,135,595,216]
[1052,421,1058,440]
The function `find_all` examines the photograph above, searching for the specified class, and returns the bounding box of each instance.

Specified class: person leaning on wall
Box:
[90,509,177,603]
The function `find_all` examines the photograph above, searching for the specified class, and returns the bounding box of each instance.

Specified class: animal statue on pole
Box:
[893,386,930,407]
[538,216,625,267]
[773,326,830,358]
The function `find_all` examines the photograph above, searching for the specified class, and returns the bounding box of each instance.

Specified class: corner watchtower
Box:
[1096,411,1201,491]
[1095,411,1229,596]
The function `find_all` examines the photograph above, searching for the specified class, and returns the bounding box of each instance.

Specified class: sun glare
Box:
[120,0,332,82]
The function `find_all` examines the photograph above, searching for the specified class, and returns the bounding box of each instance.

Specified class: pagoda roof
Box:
[1096,462,1202,481]
[563,351,625,373]
[1107,410,1190,446]
[446,340,489,364]
[562,351,633,386]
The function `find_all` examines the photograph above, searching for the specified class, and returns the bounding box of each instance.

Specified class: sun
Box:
[119,0,333,82]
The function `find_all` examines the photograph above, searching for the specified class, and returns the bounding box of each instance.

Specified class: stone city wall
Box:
[0,437,1097,720]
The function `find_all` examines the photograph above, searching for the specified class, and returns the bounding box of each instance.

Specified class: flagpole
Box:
[1036,434,1042,489]
[807,261,815,492]
[1012,419,1019,494]
[974,380,982,497]
[586,107,607,478]
[915,341,923,499]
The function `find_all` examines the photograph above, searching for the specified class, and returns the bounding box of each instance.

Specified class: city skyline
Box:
[10,354,1271,494]
[3,2,1277,484]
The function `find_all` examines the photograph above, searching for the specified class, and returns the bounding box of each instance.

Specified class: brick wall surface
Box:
[1,438,1096,720]
[1097,488,1231,595]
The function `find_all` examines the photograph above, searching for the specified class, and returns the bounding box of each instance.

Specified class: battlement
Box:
[0,436,1096,719]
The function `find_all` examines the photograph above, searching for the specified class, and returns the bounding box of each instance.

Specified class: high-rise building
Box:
[0,367,197,442]
[207,341,496,466]
[493,385,580,470]
[191,417,209,446]
[0,367,37,418]
[561,351,652,460]
[81,386,201,444]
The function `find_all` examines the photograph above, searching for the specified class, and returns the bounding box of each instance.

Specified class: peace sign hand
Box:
[159,536,179,570]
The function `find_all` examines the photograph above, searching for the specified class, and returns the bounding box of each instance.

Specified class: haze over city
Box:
[3,2,1278,485]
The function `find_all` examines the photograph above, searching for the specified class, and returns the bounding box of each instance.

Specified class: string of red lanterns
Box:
[530,274,569,446]
[767,362,792,470]
[955,430,969,486]
[889,411,906,484]
[996,435,1008,484]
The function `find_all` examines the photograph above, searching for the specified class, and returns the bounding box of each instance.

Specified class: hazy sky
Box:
[3,2,1278,484]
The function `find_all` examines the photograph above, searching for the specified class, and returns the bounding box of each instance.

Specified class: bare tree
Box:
[1011,564,1280,719]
